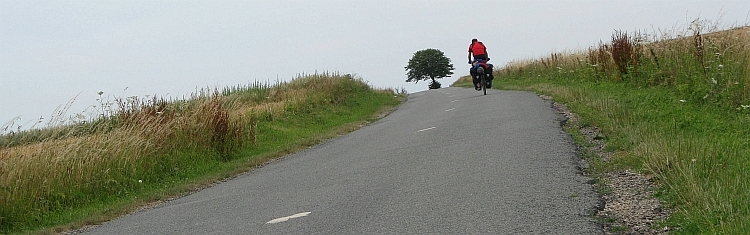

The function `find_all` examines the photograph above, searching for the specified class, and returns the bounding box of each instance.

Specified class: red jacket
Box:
[469,41,487,56]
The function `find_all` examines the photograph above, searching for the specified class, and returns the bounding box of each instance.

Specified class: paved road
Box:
[83,87,602,234]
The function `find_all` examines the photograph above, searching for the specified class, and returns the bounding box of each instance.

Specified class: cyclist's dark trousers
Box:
[473,54,488,61]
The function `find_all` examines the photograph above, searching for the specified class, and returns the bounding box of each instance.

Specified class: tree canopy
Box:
[405,48,455,88]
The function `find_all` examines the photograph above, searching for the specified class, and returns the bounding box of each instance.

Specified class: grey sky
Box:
[1,0,748,130]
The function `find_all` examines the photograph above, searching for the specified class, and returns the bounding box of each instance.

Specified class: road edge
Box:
[539,94,672,235]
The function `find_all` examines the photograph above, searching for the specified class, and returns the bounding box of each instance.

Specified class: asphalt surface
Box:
[82,87,602,234]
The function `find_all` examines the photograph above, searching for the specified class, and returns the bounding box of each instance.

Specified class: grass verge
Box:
[0,74,404,234]
[453,22,749,234]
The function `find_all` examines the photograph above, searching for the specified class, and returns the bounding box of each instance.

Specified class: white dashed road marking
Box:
[445,108,455,111]
[418,127,436,132]
[266,212,311,224]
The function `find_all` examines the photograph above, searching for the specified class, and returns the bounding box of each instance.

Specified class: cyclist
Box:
[468,39,494,90]
[468,38,488,63]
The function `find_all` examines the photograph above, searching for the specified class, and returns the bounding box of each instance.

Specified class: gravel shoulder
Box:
[539,94,672,235]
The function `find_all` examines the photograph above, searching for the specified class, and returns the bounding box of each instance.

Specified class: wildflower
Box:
[711,78,717,84]
[691,158,696,162]
[718,64,724,68]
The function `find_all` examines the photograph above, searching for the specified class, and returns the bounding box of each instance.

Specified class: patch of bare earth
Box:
[539,94,672,235]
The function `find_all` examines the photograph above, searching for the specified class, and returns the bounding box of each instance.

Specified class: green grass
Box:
[457,76,750,234]
[0,74,403,234]
[453,23,749,234]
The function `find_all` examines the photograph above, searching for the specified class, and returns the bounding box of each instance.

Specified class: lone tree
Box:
[405,48,455,89]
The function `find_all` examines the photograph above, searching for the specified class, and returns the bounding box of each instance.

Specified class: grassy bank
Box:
[454,23,749,234]
[0,74,403,234]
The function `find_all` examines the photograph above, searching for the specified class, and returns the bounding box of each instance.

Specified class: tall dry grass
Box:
[0,91,253,230]
[499,23,750,110]
[0,73,381,232]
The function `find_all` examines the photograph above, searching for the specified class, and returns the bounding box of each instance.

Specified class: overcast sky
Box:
[1,0,748,130]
